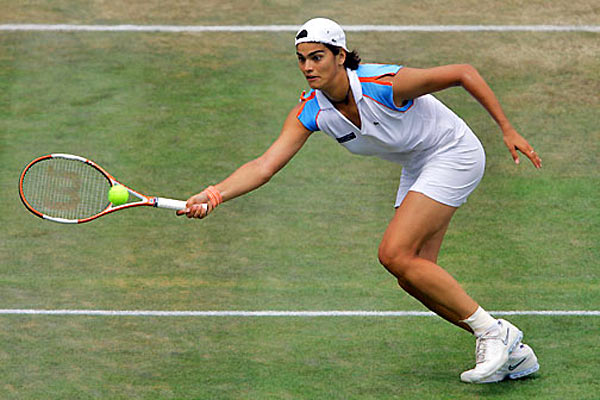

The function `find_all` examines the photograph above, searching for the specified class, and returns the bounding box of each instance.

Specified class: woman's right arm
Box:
[179,104,312,218]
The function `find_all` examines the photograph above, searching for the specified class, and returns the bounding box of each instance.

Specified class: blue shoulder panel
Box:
[358,64,413,112]
[296,90,320,132]
[356,63,402,79]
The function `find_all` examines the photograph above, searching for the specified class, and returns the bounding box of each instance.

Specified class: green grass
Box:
[2,316,599,399]
[1,2,599,399]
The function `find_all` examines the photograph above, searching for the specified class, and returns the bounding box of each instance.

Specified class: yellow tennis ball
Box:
[108,185,129,206]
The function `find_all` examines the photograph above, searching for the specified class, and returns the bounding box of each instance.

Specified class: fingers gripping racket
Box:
[19,153,204,224]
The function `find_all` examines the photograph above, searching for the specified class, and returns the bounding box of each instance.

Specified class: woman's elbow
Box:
[460,64,481,82]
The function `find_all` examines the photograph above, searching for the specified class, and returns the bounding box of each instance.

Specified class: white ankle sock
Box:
[461,306,497,337]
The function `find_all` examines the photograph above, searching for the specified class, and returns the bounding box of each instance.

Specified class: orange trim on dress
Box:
[363,94,414,113]
[359,75,394,85]
[296,90,316,118]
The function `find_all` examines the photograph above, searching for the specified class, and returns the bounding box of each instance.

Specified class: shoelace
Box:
[475,338,487,364]
[475,328,502,364]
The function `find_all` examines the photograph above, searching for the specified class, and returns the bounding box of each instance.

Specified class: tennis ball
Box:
[108,185,129,206]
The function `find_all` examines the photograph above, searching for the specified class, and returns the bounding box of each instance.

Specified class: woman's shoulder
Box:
[296,89,321,132]
[298,89,317,102]
[356,63,403,79]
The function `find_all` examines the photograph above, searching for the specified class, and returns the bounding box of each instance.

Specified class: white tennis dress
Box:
[296,63,485,207]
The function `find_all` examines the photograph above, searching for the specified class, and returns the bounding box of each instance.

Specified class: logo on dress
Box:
[336,132,357,144]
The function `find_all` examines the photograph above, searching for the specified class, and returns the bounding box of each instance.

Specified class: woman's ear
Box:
[338,50,347,67]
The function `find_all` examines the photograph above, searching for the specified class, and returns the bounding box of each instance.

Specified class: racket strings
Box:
[22,158,111,220]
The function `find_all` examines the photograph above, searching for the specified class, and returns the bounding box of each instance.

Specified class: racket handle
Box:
[155,197,208,211]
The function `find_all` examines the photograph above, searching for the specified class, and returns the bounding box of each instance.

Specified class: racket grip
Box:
[155,197,207,211]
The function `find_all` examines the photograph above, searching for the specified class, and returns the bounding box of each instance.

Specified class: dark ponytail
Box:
[324,44,361,70]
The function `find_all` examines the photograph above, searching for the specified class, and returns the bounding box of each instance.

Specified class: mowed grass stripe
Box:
[1,24,599,32]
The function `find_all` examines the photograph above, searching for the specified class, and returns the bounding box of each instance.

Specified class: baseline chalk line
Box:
[0,24,598,33]
[0,309,599,317]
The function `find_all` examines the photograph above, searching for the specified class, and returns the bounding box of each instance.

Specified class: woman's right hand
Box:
[176,191,213,219]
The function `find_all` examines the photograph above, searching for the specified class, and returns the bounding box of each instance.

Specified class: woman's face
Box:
[296,42,345,90]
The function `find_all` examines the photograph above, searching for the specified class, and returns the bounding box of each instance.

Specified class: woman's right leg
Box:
[397,217,473,332]
[379,191,523,383]
[378,191,479,323]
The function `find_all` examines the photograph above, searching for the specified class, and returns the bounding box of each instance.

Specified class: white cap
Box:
[295,18,348,51]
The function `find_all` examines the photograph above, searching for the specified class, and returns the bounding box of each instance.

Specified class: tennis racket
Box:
[18,153,204,224]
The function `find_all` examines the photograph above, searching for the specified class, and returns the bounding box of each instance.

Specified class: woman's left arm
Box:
[392,65,542,168]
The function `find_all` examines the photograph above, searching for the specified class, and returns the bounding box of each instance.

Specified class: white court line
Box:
[0,309,599,317]
[0,24,599,33]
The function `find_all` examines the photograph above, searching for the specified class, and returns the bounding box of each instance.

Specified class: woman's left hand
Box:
[502,128,542,169]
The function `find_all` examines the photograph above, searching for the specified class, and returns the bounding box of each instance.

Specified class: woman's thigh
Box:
[380,191,457,261]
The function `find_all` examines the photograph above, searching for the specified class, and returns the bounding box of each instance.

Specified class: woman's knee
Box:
[377,241,417,278]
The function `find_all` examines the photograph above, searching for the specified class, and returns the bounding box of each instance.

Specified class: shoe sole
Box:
[479,362,539,383]
[507,362,540,380]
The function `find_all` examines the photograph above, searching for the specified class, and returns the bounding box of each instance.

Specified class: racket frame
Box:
[19,153,189,224]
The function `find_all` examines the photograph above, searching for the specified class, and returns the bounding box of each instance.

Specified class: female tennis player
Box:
[179,18,541,383]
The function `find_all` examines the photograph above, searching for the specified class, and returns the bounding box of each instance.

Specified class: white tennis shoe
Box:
[460,319,523,383]
[479,343,539,383]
